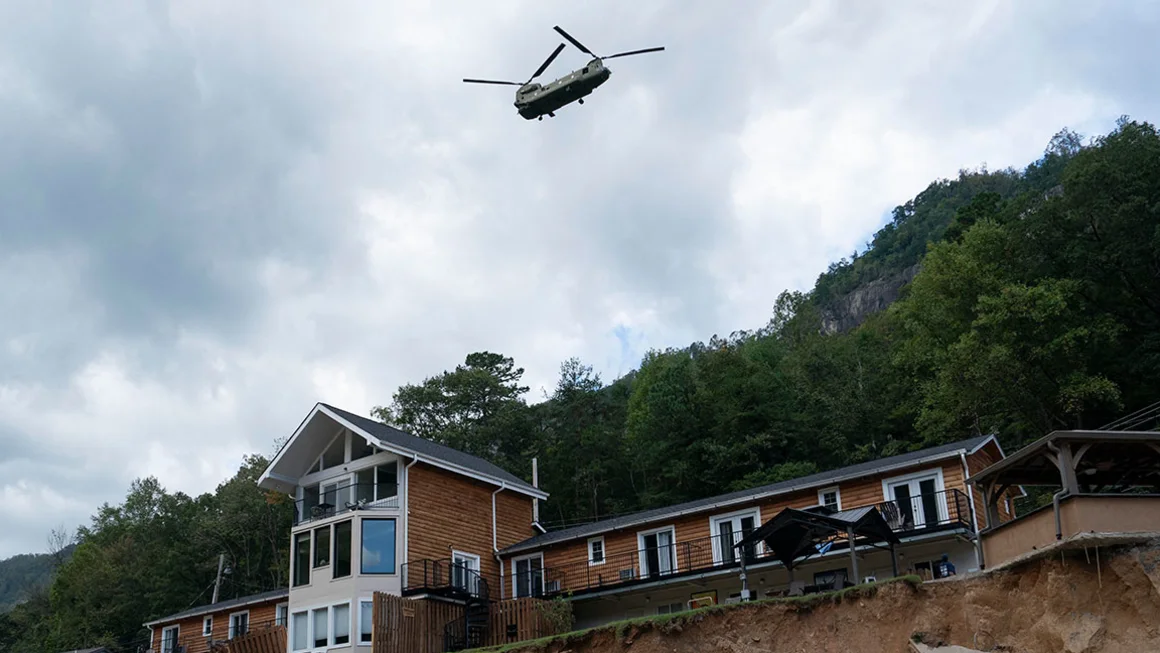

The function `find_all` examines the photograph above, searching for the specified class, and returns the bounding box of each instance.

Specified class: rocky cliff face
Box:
[820,263,921,334]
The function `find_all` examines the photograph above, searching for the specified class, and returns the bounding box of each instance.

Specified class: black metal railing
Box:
[402,558,499,601]
[294,482,399,525]
[527,489,971,597]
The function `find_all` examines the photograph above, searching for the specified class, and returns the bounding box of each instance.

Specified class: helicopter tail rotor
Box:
[554,25,664,62]
[528,42,566,83]
[553,25,596,58]
[463,78,524,86]
[602,46,665,60]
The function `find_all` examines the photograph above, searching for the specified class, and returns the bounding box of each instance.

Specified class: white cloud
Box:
[0,0,1156,557]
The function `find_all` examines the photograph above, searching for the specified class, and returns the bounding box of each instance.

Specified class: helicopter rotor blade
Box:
[602,46,666,60]
[553,25,596,57]
[463,78,524,86]
[528,43,566,82]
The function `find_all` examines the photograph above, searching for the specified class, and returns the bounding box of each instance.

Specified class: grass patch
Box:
[464,575,922,653]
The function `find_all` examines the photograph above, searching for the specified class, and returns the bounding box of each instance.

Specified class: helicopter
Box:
[463,26,665,121]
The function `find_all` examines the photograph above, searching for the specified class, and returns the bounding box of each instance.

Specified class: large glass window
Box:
[332,604,351,645]
[355,463,398,505]
[321,435,345,469]
[313,526,331,567]
[228,612,249,639]
[293,531,311,586]
[359,601,373,644]
[513,555,543,598]
[291,612,308,651]
[352,434,375,460]
[361,519,397,574]
[311,608,328,648]
[334,521,352,579]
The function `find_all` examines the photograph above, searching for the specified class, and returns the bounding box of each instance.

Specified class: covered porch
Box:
[970,430,1160,568]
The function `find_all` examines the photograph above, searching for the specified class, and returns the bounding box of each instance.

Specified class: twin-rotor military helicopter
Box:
[463,26,665,120]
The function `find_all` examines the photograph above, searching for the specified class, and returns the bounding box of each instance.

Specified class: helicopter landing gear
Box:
[578,98,584,104]
[538,115,543,121]
[548,111,556,118]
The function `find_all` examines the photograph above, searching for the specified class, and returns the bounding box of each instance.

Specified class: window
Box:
[709,510,758,565]
[355,462,398,505]
[813,568,849,589]
[361,518,397,574]
[656,602,684,615]
[587,536,605,566]
[359,600,373,644]
[313,526,331,567]
[202,616,213,637]
[312,608,329,648]
[228,612,249,639]
[276,603,289,627]
[291,611,309,651]
[161,625,179,653]
[351,434,375,460]
[638,527,677,578]
[334,520,353,578]
[321,433,345,469]
[321,480,351,514]
[818,487,841,511]
[332,603,351,645]
[513,554,544,598]
[293,531,311,586]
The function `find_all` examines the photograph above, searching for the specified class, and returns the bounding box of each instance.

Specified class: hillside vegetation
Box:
[2,119,1158,653]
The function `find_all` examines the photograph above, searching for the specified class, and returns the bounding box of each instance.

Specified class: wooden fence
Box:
[484,597,561,647]
[371,593,568,653]
[221,625,286,653]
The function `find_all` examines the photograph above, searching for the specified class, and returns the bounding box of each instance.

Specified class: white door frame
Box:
[636,525,677,577]
[708,507,762,564]
[881,468,947,527]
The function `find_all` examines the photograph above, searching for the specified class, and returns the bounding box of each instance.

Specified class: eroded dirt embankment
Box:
[501,539,1160,653]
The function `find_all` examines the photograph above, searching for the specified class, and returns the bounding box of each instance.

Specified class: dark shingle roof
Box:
[500,435,993,554]
[321,404,541,496]
[143,589,288,627]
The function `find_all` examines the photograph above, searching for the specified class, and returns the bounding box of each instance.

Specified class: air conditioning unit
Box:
[619,568,635,581]
[544,579,561,593]
[862,576,877,584]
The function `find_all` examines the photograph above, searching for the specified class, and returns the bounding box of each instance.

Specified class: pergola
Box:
[734,505,901,596]
[970,430,1160,531]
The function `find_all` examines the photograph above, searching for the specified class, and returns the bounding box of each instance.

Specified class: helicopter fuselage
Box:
[514,59,612,120]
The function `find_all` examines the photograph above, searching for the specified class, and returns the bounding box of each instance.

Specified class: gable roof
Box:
[500,435,995,555]
[143,588,287,627]
[258,403,546,500]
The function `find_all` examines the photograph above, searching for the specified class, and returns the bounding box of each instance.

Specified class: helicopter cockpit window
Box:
[582,66,589,74]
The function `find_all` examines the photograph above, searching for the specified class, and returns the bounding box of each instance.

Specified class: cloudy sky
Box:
[1,0,1158,558]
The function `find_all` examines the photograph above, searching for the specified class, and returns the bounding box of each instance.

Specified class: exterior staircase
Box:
[442,569,490,652]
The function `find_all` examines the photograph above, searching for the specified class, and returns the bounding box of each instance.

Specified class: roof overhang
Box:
[970,430,1160,489]
[737,506,900,570]
[499,440,985,556]
[143,590,288,627]
[258,404,548,501]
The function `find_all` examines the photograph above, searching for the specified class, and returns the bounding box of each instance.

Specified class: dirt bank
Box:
[489,539,1160,653]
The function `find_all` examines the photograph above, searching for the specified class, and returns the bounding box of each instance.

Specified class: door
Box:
[514,555,543,598]
[712,513,758,565]
[452,552,481,596]
[641,529,675,578]
[887,475,944,528]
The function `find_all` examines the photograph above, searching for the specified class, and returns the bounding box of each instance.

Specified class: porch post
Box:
[738,548,751,601]
[890,542,899,577]
[847,530,859,584]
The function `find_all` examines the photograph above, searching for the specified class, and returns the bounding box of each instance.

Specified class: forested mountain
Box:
[3,119,1157,653]
[0,548,71,614]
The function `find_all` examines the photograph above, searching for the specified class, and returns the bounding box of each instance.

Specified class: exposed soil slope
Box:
[490,538,1160,653]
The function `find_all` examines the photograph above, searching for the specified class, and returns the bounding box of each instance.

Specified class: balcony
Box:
[294,481,399,526]
[402,558,501,602]
[526,489,972,598]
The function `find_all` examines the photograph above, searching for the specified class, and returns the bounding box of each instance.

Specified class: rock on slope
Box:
[496,539,1160,653]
